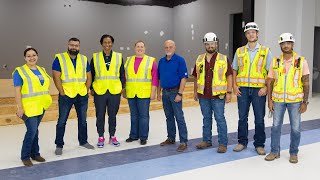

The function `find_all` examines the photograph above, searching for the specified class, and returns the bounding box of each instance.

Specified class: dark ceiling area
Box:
[80,0,198,8]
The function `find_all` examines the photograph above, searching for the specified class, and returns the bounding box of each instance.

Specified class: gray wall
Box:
[0,0,242,78]
[173,0,243,74]
[255,0,317,95]
[316,0,320,26]
[0,0,173,78]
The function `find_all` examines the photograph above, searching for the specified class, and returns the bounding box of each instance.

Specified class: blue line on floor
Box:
[0,119,319,180]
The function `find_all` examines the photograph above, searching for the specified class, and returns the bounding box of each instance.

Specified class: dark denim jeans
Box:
[271,102,301,155]
[237,87,266,147]
[128,97,151,140]
[21,113,44,160]
[55,94,89,148]
[94,90,121,138]
[162,89,188,143]
[199,97,228,146]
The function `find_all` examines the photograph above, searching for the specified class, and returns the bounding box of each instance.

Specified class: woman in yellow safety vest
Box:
[12,47,52,167]
[124,40,158,145]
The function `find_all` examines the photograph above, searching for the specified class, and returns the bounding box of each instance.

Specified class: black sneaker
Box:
[140,140,147,145]
[126,137,138,142]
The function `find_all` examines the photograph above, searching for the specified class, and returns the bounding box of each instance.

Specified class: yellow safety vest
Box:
[92,51,122,95]
[55,52,88,98]
[125,55,155,98]
[236,45,269,87]
[272,52,304,103]
[13,64,52,117]
[196,53,228,96]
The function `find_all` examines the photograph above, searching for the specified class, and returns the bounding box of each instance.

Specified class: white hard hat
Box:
[244,22,259,32]
[278,33,295,44]
[203,32,218,43]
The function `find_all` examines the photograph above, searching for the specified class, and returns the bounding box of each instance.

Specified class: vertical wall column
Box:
[255,0,316,96]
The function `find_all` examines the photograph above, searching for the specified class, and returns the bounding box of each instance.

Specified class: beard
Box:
[166,52,173,56]
[206,48,216,54]
[281,48,293,54]
[68,48,79,56]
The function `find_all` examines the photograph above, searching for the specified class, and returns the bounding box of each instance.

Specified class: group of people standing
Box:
[13,22,310,167]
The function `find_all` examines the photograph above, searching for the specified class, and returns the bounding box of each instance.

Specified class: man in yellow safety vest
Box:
[265,33,310,164]
[52,38,94,155]
[192,32,233,153]
[232,22,273,155]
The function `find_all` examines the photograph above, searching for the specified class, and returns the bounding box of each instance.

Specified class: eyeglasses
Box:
[280,36,293,41]
[245,25,257,29]
[68,44,80,48]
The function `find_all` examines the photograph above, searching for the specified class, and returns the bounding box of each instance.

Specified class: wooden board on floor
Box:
[0,80,237,126]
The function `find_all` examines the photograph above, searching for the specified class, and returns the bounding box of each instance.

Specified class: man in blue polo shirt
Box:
[157,40,189,152]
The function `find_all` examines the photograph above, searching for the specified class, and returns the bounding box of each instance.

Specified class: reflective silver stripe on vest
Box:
[115,53,119,77]
[19,66,48,98]
[19,67,33,94]
[212,86,227,91]
[22,91,49,98]
[197,54,204,62]
[236,77,265,84]
[286,93,303,100]
[80,55,86,80]
[198,85,204,91]
[59,53,70,82]
[95,76,119,80]
[239,57,244,67]
[273,92,303,101]
[126,79,152,82]
[62,79,86,83]
[275,71,279,80]
[126,56,134,78]
[60,53,86,83]
[257,57,264,74]
[272,92,284,99]
[293,71,299,88]
[96,53,101,77]
[144,56,151,78]
[126,56,152,82]
[240,46,245,54]
[238,47,245,67]
[218,68,224,81]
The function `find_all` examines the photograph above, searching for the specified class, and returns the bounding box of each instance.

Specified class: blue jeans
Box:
[237,87,266,147]
[162,89,188,143]
[21,113,44,160]
[271,102,301,155]
[55,94,89,148]
[128,97,150,140]
[199,97,228,146]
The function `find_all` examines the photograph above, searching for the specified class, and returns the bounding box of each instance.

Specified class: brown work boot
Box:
[255,147,266,155]
[265,153,280,161]
[289,155,298,163]
[233,144,247,152]
[217,144,227,153]
[177,143,187,152]
[160,138,175,146]
[32,156,46,162]
[196,141,212,149]
[22,159,33,167]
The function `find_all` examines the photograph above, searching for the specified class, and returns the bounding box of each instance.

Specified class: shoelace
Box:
[111,137,119,143]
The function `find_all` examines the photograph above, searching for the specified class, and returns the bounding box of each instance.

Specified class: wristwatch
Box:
[177,93,183,97]
[302,100,309,105]
[227,91,232,94]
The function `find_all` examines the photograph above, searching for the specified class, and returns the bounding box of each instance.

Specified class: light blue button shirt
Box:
[232,43,273,71]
